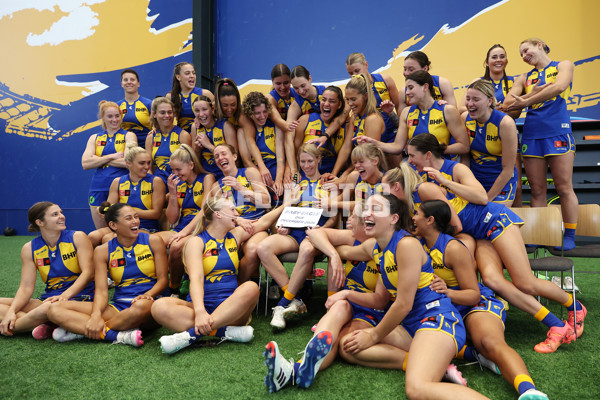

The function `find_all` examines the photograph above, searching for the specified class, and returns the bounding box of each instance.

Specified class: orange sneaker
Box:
[567,303,587,338]
[534,323,575,353]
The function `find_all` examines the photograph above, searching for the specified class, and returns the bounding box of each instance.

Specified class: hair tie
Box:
[223,82,229,86]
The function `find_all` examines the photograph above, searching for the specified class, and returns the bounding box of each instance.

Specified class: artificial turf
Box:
[0,235,598,399]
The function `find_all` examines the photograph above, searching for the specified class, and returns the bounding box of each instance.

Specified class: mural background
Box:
[1,0,598,233]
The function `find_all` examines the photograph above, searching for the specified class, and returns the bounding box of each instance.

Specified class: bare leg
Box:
[339,325,412,369]
[547,152,578,224]
[405,330,489,400]
[522,157,548,207]
[104,299,155,331]
[306,300,353,370]
[285,238,319,297]
[168,235,191,289]
[256,234,299,288]
[513,153,523,207]
[0,298,46,333]
[90,205,107,230]
[238,232,268,283]
[47,301,118,336]
[88,227,112,247]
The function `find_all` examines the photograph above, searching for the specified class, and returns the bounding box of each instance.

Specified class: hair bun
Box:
[98,201,111,215]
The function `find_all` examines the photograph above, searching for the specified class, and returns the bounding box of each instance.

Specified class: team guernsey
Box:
[302,113,345,173]
[187,230,239,312]
[174,173,206,232]
[31,230,95,300]
[178,87,204,132]
[423,233,506,322]
[199,119,228,177]
[344,239,387,326]
[255,119,278,178]
[418,158,458,200]
[293,85,326,115]
[117,173,159,232]
[218,168,264,219]
[374,230,465,348]
[523,61,572,140]
[465,108,517,196]
[89,129,129,203]
[371,73,396,143]
[108,232,157,307]
[151,126,184,185]
[355,174,383,203]
[269,87,297,120]
[406,75,443,104]
[482,76,514,105]
[118,96,152,146]
[406,102,450,147]
[287,175,330,245]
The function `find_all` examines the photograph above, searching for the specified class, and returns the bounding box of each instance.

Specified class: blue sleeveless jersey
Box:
[118,96,152,146]
[270,87,297,120]
[293,85,326,115]
[31,230,95,300]
[481,75,514,105]
[255,119,278,177]
[302,112,345,174]
[219,168,264,218]
[150,126,184,184]
[174,173,207,232]
[178,87,204,131]
[344,239,380,293]
[198,119,228,175]
[117,173,159,231]
[371,73,396,143]
[108,232,158,300]
[198,230,239,294]
[90,129,129,191]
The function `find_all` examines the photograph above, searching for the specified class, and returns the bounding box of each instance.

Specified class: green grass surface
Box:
[0,236,599,399]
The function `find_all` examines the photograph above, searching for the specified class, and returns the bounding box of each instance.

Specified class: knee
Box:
[477,334,505,359]
[46,302,63,323]
[405,380,426,400]
[528,182,546,198]
[150,298,170,319]
[243,240,259,260]
[481,273,506,292]
[329,300,351,314]
[256,241,272,260]
[513,279,536,296]
[242,281,260,300]
[169,241,184,258]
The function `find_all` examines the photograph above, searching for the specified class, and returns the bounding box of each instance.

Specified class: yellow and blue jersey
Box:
[423,232,496,317]
[118,96,152,146]
[108,232,157,300]
[90,129,128,191]
[32,230,95,300]
[371,73,396,143]
[406,74,443,105]
[344,240,380,293]
[174,173,206,232]
[375,229,454,326]
[198,230,239,293]
[449,197,522,241]
[482,75,514,105]
[302,113,345,174]
[117,173,159,231]
[417,158,459,200]
[219,168,263,219]
[355,174,383,203]
[523,61,572,139]
[352,112,367,141]
[151,126,184,185]
[178,87,205,132]
[293,85,326,115]
[269,87,297,121]
[198,119,228,176]
[466,108,516,189]
[255,119,278,177]
[296,175,329,226]
[406,102,450,146]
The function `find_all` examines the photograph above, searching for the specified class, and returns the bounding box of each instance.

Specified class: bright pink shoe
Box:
[115,329,144,347]
[567,303,587,338]
[32,323,57,340]
[314,268,326,278]
[534,323,575,353]
[444,364,467,386]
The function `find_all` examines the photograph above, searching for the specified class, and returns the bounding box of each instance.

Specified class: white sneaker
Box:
[518,388,549,400]
[52,327,84,342]
[159,331,194,354]
[283,298,307,319]
[107,277,115,288]
[263,341,294,393]
[222,326,254,343]
[563,276,580,292]
[443,363,467,386]
[475,351,501,375]
[271,306,286,329]
[268,285,281,300]
[114,329,144,347]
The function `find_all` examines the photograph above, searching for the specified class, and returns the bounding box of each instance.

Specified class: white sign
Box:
[277,207,324,228]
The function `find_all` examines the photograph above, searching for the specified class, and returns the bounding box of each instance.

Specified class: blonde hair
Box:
[520,37,550,54]
[188,197,229,238]
[467,79,497,109]
[150,97,174,129]
[98,100,121,130]
[297,143,322,164]
[345,74,378,116]
[345,52,367,67]
[170,143,204,175]
[124,142,148,163]
[351,143,388,171]
[384,163,421,212]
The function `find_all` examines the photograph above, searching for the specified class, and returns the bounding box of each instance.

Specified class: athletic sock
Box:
[327,291,336,297]
[277,290,295,308]
[402,353,409,371]
[457,345,478,362]
[562,293,582,312]
[514,374,536,395]
[561,224,577,251]
[534,307,564,328]
[293,361,300,378]
[103,328,118,342]
[186,327,202,344]
[209,326,227,337]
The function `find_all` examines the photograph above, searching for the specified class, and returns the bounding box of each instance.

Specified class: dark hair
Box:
[420,200,455,235]
[323,85,345,120]
[405,70,436,98]
[242,91,272,118]
[120,69,139,81]
[98,201,111,215]
[27,201,56,232]
[271,64,291,80]
[214,143,237,156]
[170,62,194,123]
[379,194,412,232]
[104,203,131,232]
[405,51,431,69]
[408,133,447,159]
[214,78,241,121]
[483,44,510,96]
[290,65,311,81]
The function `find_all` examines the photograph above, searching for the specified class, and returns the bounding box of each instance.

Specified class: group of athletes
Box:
[0,37,588,400]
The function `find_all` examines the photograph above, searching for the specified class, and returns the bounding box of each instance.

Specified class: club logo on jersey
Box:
[204,248,219,257]
[527,78,539,86]
[119,189,131,196]
[98,140,107,146]
[309,129,322,136]
[407,119,419,127]
[468,129,476,138]
[122,109,127,115]
[554,140,567,148]
[177,191,187,199]
[153,139,161,147]
[110,258,126,268]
